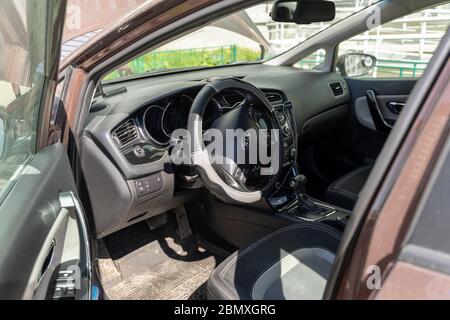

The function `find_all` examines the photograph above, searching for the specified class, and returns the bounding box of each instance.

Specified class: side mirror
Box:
[337,53,377,77]
[271,0,336,24]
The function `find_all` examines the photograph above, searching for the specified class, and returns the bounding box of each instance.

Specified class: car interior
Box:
[66,0,449,300]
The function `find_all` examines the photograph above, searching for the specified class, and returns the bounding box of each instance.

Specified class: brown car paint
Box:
[376,262,450,300]
[60,67,89,147]
[63,0,148,43]
[61,0,219,72]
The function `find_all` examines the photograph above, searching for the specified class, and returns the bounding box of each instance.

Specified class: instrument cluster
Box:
[143,90,245,146]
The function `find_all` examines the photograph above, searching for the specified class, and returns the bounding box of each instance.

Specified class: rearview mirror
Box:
[271,0,336,24]
[337,53,377,77]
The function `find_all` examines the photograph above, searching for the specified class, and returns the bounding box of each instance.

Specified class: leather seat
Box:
[326,165,373,210]
[207,222,342,300]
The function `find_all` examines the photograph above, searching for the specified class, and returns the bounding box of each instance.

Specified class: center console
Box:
[279,193,336,221]
[266,166,351,230]
[274,102,298,169]
[266,99,350,228]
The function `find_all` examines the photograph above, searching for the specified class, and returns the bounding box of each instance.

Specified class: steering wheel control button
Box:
[276,112,286,125]
[283,126,291,137]
[289,149,297,160]
[135,173,163,197]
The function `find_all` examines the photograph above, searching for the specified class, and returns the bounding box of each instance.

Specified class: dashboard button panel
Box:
[275,102,297,167]
[135,173,163,197]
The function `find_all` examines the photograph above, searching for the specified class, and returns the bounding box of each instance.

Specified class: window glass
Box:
[104,0,377,81]
[0,0,52,198]
[294,49,326,70]
[337,3,450,78]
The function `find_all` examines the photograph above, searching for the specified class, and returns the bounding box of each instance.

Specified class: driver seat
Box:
[207,222,341,300]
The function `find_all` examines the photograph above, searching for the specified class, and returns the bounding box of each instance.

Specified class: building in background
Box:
[246,1,450,77]
[61,0,450,78]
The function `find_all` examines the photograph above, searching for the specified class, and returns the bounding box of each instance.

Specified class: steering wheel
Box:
[186,78,284,204]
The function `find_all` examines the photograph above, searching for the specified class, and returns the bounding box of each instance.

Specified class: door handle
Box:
[37,239,56,285]
[59,192,94,300]
[387,101,406,114]
[366,90,393,134]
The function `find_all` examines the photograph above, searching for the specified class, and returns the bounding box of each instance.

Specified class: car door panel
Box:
[376,95,409,119]
[0,0,96,300]
[347,79,416,127]
[346,78,417,97]
[0,143,92,299]
[344,78,417,161]
[354,94,409,131]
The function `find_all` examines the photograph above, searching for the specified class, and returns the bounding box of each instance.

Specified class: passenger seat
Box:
[326,165,373,210]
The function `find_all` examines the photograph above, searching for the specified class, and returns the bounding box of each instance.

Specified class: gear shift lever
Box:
[288,174,334,220]
[290,174,320,208]
[289,174,308,193]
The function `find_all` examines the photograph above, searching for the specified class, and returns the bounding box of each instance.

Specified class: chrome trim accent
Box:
[112,119,139,147]
[281,197,337,222]
[161,94,193,137]
[143,104,169,146]
[329,82,345,97]
[295,203,337,222]
[221,90,246,110]
[37,239,56,286]
[264,92,284,104]
[59,192,93,300]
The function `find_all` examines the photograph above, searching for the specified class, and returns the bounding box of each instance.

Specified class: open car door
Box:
[0,0,95,299]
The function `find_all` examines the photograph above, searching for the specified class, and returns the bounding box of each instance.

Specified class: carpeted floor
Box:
[98,220,219,300]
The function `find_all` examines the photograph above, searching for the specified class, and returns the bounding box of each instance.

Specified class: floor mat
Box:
[105,254,216,300]
[98,220,219,300]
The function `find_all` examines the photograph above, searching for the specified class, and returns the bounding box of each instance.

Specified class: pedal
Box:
[146,213,167,230]
[174,206,192,240]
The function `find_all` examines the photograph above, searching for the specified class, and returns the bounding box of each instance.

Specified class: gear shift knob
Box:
[289,174,308,194]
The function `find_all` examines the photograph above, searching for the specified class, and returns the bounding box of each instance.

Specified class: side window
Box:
[0,0,53,198]
[337,4,450,78]
[294,49,326,70]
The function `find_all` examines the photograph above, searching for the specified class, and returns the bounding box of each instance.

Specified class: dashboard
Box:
[83,64,351,238]
[104,86,268,169]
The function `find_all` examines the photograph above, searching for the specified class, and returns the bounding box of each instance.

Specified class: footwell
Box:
[97,220,219,300]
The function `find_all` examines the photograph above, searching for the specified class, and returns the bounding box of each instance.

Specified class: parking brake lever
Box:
[366,90,393,134]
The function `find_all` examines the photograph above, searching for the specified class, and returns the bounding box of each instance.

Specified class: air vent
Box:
[265,92,283,104]
[113,120,138,146]
[223,91,245,109]
[329,82,344,97]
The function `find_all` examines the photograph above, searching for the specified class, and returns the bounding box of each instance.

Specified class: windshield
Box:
[104,0,377,81]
